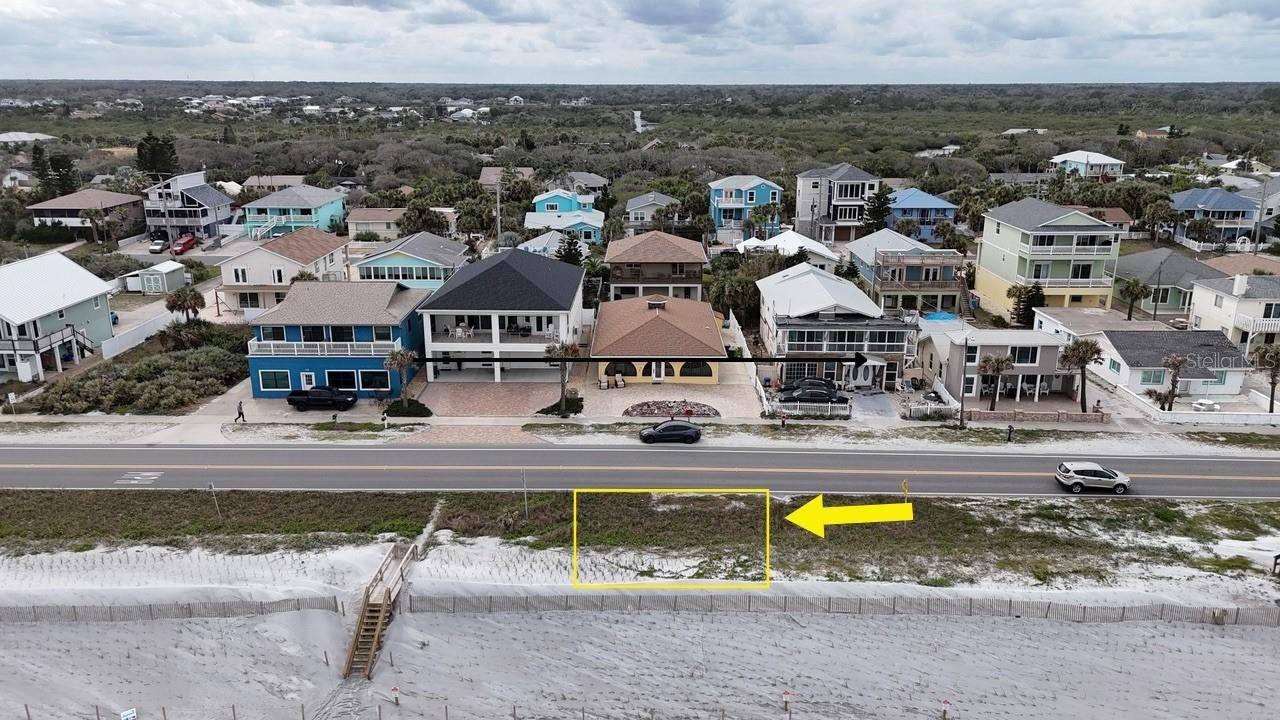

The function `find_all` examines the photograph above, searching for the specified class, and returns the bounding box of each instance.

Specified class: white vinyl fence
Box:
[101,311,184,359]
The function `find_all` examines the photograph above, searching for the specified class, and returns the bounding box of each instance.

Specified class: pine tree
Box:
[864,186,894,231]
[30,143,50,183]
[554,234,584,266]
[221,124,236,145]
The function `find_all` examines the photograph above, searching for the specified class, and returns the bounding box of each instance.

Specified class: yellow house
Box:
[590,295,726,384]
[974,198,1120,318]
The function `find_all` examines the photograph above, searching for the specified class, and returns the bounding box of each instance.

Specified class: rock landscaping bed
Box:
[622,400,720,417]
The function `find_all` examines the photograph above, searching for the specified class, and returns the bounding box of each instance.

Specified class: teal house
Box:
[709,175,782,242]
[889,188,958,243]
[532,189,594,213]
[353,232,471,291]
[243,184,346,239]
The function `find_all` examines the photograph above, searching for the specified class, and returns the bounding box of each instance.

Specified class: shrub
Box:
[32,347,248,414]
[536,396,584,415]
[386,398,433,417]
[154,320,252,355]
[990,315,1010,328]
[70,252,150,280]
[17,224,75,245]
[176,258,218,283]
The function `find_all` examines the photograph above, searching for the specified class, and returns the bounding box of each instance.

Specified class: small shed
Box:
[124,260,189,295]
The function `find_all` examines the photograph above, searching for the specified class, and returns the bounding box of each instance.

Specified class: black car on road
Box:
[639,420,703,444]
[286,386,358,411]
[777,388,850,404]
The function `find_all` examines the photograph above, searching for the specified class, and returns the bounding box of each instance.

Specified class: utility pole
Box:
[495,176,502,241]
[957,336,969,429]
[1253,174,1271,256]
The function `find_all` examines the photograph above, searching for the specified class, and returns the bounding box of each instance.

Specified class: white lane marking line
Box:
[115,471,163,485]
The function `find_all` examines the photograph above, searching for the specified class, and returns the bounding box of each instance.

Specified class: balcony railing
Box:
[716,197,747,208]
[1019,243,1115,256]
[1,325,97,353]
[248,339,400,356]
[610,269,704,282]
[1240,315,1280,334]
[873,278,966,292]
[1014,275,1112,288]
[428,330,558,345]
[874,250,963,267]
[248,213,317,224]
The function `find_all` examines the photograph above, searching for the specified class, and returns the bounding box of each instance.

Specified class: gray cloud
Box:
[614,0,731,31]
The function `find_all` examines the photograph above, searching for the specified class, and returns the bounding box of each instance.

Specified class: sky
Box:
[2,0,1280,84]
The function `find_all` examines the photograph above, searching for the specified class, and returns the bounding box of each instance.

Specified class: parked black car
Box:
[780,377,839,394]
[286,386,358,411]
[639,420,703,444]
[778,388,850,404]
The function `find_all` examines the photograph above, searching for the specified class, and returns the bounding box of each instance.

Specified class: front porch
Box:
[0,326,97,382]
[977,373,1078,407]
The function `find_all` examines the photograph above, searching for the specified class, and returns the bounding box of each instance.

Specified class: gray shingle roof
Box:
[251,281,429,326]
[1103,330,1250,378]
[243,184,344,209]
[360,232,468,267]
[1170,188,1257,212]
[797,162,877,182]
[182,183,232,208]
[625,191,677,212]
[420,249,584,312]
[984,198,1112,232]
[1113,248,1225,290]
[568,171,608,187]
[1195,275,1280,299]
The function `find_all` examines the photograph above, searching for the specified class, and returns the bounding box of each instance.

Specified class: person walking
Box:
[234,400,246,423]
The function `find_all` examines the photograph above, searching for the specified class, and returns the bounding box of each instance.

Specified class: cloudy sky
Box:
[3,0,1279,84]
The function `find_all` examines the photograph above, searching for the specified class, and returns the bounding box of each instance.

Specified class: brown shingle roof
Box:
[26,188,141,211]
[1065,206,1133,224]
[251,281,429,326]
[1202,254,1280,277]
[348,207,407,223]
[260,228,350,264]
[604,231,708,265]
[590,295,725,358]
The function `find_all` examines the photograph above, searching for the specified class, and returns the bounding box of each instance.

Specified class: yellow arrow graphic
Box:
[785,494,914,538]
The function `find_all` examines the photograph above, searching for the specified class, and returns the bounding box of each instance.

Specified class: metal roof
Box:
[243,184,344,209]
[0,252,113,325]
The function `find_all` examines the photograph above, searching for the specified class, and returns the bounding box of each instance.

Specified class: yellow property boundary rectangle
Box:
[571,487,771,590]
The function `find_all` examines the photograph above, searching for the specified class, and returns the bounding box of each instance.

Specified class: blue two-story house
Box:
[1170,187,1259,250]
[524,189,605,242]
[889,188,958,243]
[247,281,430,399]
[709,175,782,243]
[243,184,347,240]
[353,232,470,291]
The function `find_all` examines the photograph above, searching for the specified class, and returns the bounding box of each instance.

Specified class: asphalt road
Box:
[0,444,1278,499]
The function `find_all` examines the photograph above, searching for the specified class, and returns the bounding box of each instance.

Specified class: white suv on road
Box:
[1056,462,1131,495]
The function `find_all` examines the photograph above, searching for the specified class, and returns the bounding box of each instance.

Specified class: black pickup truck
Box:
[286,386,358,411]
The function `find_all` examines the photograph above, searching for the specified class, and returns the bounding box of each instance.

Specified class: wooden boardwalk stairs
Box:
[342,542,417,679]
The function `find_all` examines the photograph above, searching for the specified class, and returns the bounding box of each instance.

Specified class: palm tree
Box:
[383,348,418,407]
[1251,344,1280,413]
[1184,217,1216,248]
[1142,200,1173,244]
[292,270,318,283]
[164,285,206,322]
[1117,277,1153,320]
[78,207,105,245]
[893,218,921,239]
[544,340,581,415]
[1146,354,1188,411]
[1060,339,1104,412]
[977,354,1015,411]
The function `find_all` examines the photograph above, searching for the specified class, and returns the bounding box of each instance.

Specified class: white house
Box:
[1049,151,1126,179]
[216,228,350,315]
[1189,274,1280,353]
[418,250,585,382]
[624,191,679,232]
[737,230,840,272]
[1092,330,1251,399]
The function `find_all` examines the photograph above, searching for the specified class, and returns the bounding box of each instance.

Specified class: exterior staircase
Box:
[958,284,977,321]
[342,542,417,679]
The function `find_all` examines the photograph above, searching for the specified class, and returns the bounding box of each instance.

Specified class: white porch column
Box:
[32,353,45,382]
[1015,376,1022,402]
[493,351,502,382]
[71,338,81,365]
[425,359,435,381]
[53,346,63,374]
[1034,374,1041,402]
[490,314,501,344]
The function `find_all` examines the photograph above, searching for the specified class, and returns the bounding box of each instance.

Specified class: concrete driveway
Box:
[419,381,561,417]
[572,360,763,419]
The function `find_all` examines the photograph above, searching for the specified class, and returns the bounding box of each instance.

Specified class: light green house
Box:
[0,252,114,381]
[353,232,471,291]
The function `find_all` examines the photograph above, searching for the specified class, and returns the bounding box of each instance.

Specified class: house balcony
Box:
[1014,275,1112,289]
[718,220,744,230]
[1239,315,1280,334]
[610,268,704,283]
[429,329,560,345]
[247,339,401,356]
[873,278,966,293]
[874,250,963,268]
[1019,242,1115,256]
[0,325,97,354]
[247,213,317,224]
[716,197,747,209]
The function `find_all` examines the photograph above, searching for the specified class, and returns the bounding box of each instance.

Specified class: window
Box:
[1108,359,1121,373]
[1031,261,1051,279]
[582,230,595,241]
[330,326,355,342]
[1154,287,1172,305]
[1069,295,1083,303]
[545,203,559,211]
[259,370,290,390]
[56,309,65,320]
[271,267,284,284]
[746,191,756,203]
[770,190,779,203]
[301,325,326,342]
[1206,371,1227,385]
[238,293,261,309]
[1264,303,1280,319]
[260,326,286,341]
[810,181,819,189]
[1213,295,1223,308]
[326,370,358,390]
[1069,263,1093,279]
[1140,369,1166,386]
[359,370,390,390]
[273,292,287,304]
[1011,346,1039,365]
[964,345,978,364]
[327,252,335,265]
[93,296,101,310]
[373,326,393,341]
[1192,315,1202,328]
[232,267,248,283]
[679,361,713,377]
[963,375,977,396]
